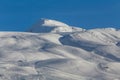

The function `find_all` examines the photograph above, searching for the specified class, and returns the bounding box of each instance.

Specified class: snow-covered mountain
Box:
[0,19,120,80]
[28,18,84,33]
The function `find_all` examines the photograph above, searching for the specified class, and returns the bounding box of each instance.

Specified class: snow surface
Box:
[0,19,120,80]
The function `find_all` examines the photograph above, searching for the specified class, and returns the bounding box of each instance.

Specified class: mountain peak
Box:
[39,18,69,27]
[28,18,81,33]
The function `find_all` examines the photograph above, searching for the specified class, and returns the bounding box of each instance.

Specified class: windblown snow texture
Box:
[0,19,120,80]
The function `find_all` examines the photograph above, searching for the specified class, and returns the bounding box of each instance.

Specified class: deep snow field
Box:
[0,19,120,80]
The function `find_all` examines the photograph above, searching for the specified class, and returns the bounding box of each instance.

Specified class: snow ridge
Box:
[40,18,69,27]
[28,18,84,33]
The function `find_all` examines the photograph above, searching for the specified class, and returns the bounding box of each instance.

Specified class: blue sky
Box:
[0,0,120,31]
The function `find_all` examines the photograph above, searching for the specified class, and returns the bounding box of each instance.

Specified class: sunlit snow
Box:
[0,19,120,80]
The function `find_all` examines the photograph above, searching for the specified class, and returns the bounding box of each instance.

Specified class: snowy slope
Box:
[0,19,120,80]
